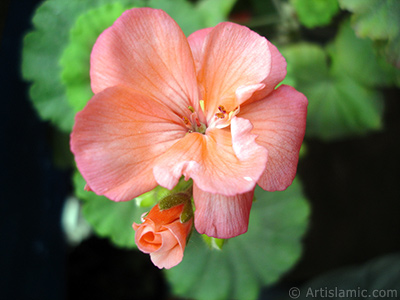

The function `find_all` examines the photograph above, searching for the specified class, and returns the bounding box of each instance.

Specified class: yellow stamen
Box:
[199,100,205,113]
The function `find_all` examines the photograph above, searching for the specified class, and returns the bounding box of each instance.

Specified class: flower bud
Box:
[132,200,193,269]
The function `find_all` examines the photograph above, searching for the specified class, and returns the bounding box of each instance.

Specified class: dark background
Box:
[1,0,399,299]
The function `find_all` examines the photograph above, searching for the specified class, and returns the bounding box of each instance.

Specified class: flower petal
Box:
[193,184,254,238]
[196,22,271,122]
[250,41,288,102]
[153,117,268,196]
[240,85,308,191]
[187,27,213,72]
[133,220,162,253]
[90,8,198,117]
[146,204,185,227]
[150,220,192,269]
[71,86,186,201]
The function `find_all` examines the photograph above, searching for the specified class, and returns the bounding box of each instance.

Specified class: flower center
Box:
[182,106,206,134]
[213,105,240,129]
[182,102,240,132]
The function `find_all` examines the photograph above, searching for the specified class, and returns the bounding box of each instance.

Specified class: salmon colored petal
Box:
[71,86,186,201]
[146,204,184,227]
[193,184,254,239]
[133,220,162,253]
[187,27,213,72]
[153,117,268,196]
[90,8,198,117]
[151,220,192,269]
[250,41,288,103]
[197,22,271,122]
[240,85,308,191]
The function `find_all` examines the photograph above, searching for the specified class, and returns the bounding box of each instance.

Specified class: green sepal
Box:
[202,235,226,251]
[180,201,194,223]
[159,193,191,210]
[158,190,194,223]
[134,185,169,208]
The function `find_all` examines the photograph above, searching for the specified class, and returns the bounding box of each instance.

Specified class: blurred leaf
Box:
[73,171,156,248]
[50,128,75,169]
[282,40,384,140]
[329,20,400,87]
[166,179,310,300]
[249,0,276,16]
[23,0,235,134]
[339,0,400,68]
[283,253,400,299]
[290,0,339,28]
[60,2,133,112]
[147,0,204,35]
[197,0,238,27]
[148,0,237,35]
[73,172,194,248]
[339,0,399,40]
[303,76,383,140]
[22,0,144,132]
[202,235,226,250]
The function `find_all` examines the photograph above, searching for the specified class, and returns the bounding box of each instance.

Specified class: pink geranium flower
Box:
[133,203,192,269]
[71,8,307,239]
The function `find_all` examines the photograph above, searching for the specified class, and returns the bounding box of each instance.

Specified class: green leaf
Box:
[60,2,134,113]
[303,76,383,140]
[50,128,75,169]
[147,0,237,36]
[290,0,340,28]
[165,179,310,300]
[339,0,400,68]
[196,0,238,27]
[284,253,400,299]
[202,235,226,250]
[282,41,384,140]
[22,0,236,133]
[73,172,195,248]
[73,171,154,248]
[147,0,204,36]
[329,20,400,87]
[22,0,144,132]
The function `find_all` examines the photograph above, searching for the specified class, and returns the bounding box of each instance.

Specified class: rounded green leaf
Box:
[339,0,399,40]
[285,253,400,300]
[73,172,195,248]
[303,76,383,140]
[147,0,237,35]
[282,43,384,140]
[147,0,203,36]
[73,171,153,248]
[329,21,400,87]
[196,0,238,28]
[22,0,144,132]
[165,179,310,300]
[290,0,340,28]
[60,2,136,112]
[339,0,400,67]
